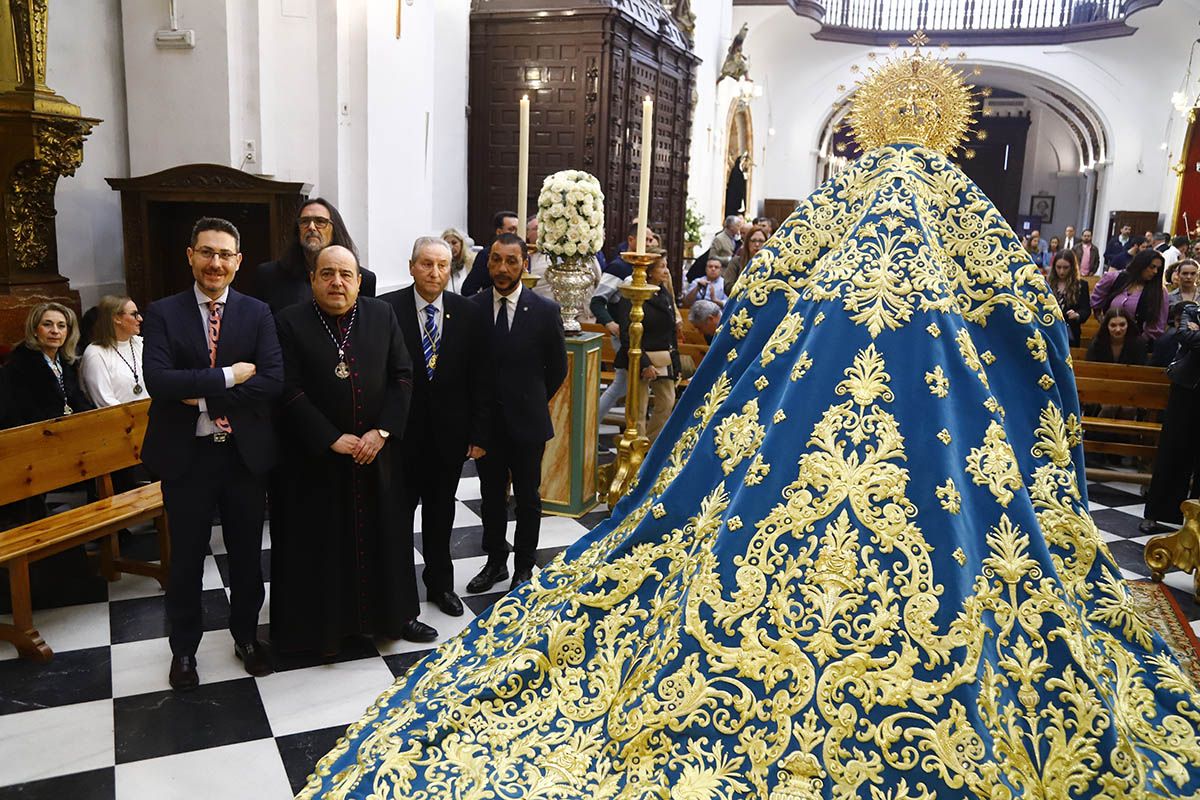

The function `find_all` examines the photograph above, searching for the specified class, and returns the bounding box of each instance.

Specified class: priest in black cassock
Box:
[271,245,438,656]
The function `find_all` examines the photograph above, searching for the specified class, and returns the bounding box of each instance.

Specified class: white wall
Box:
[1019,105,1086,239]
[431,0,471,234]
[732,0,1200,240]
[364,0,434,291]
[686,0,735,240]
[50,0,475,300]
[120,0,234,175]
[49,0,130,306]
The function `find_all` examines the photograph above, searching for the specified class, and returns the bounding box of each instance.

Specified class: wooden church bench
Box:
[1072,360,1171,485]
[0,399,168,662]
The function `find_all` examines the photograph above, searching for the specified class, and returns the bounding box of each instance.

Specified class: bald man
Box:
[271,245,437,657]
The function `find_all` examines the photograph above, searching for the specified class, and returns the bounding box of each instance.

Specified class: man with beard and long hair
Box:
[255,198,378,314]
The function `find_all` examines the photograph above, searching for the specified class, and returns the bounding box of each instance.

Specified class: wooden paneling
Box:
[468,2,697,284]
[107,165,311,306]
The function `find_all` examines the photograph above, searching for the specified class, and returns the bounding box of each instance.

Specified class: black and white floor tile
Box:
[1,440,1196,798]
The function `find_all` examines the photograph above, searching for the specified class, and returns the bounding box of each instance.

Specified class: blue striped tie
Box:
[422,304,438,380]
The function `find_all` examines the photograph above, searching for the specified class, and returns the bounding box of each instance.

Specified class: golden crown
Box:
[846,32,982,156]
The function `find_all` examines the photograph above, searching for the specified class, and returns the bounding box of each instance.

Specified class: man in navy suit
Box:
[142,217,283,692]
[382,236,490,616]
[465,233,568,593]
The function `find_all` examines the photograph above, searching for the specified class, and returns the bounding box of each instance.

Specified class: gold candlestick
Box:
[603,251,660,506]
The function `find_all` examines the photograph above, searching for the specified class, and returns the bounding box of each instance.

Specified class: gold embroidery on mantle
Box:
[714,398,766,475]
[965,420,1021,507]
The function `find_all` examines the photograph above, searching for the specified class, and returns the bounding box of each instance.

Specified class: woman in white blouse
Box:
[80,295,147,406]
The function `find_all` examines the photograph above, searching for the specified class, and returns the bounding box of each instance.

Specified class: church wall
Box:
[734,1,1199,241]
[364,0,436,292]
[431,0,471,239]
[687,0,735,243]
[251,0,321,184]
[49,0,130,307]
[120,0,235,175]
[1019,107,1086,241]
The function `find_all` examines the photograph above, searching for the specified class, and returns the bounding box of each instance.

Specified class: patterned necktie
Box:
[496,296,509,334]
[206,301,233,434]
[422,303,439,380]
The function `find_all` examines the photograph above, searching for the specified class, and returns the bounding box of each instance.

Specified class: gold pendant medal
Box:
[335,361,350,379]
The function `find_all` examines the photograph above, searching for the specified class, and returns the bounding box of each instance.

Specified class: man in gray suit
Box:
[710,215,742,268]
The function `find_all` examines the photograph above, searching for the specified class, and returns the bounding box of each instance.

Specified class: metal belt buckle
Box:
[212,431,229,443]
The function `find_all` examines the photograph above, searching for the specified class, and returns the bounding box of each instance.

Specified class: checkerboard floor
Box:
[1,447,1197,798]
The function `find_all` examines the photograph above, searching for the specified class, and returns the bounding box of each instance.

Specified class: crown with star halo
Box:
[844,31,986,158]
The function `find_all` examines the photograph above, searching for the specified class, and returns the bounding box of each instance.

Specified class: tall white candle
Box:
[517,95,530,237]
[636,95,653,253]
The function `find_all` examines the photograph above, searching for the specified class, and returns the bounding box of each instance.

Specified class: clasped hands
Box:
[331,430,387,465]
[331,435,486,465]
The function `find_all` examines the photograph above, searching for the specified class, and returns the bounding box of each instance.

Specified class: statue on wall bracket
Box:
[719,23,750,83]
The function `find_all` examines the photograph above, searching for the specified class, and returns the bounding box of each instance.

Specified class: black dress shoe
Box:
[466,561,509,594]
[396,619,439,643]
[234,640,274,677]
[510,568,534,591]
[169,655,199,692]
[432,590,464,617]
[1139,519,1171,535]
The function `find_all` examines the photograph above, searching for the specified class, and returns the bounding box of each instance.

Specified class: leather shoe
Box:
[396,619,439,643]
[1139,519,1171,535]
[169,655,199,692]
[466,561,509,594]
[234,640,274,677]
[510,568,534,591]
[432,590,464,617]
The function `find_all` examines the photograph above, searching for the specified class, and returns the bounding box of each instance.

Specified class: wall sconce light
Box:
[737,77,761,100]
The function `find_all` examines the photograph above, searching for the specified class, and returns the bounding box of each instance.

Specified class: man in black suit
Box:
[142,217,283,691]
[460,210,519,297]
[381,236,489,616]
[466,233,568,593]
[255,197,378,314]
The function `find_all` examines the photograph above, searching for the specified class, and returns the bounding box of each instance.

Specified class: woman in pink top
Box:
[1089,249,1168,342]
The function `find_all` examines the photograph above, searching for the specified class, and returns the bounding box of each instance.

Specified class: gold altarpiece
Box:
[0,0,98,343]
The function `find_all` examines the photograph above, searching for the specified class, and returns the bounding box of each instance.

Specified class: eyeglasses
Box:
[120,310,143,319]
[298,216,332,231]
[193,247,239,264]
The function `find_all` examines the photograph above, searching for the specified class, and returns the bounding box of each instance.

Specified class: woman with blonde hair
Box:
[80,294,148,407]
[3,302,92,427]
[440,228,476,294]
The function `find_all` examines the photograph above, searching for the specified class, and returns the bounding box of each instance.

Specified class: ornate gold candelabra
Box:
[603,251,659,506]
[1145,498,1200,600]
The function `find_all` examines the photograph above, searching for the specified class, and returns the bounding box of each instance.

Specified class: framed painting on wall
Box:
[1029,194,1055,225]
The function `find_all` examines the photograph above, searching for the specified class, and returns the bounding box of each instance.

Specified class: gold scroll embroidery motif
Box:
[965,420,1022,507]
[714,398,766,475]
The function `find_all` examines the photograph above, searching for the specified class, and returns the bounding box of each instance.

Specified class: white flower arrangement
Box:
[536,170,605,258]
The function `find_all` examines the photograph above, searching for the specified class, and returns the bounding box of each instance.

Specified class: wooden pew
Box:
[0,399,168,661]
[1072,360,1171,484]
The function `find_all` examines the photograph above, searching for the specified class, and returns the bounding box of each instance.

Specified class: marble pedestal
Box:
[540,331,602,517]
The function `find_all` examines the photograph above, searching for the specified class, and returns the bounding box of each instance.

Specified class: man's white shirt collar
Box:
[493,284,522,308]
[194,284,230,307]
[415,292,444,315]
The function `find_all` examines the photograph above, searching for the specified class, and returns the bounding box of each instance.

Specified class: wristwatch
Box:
[377,429,390,440]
